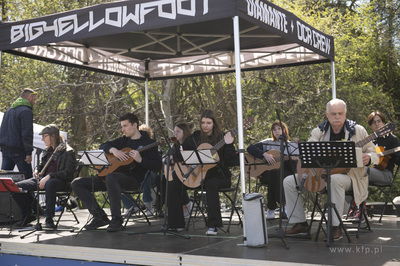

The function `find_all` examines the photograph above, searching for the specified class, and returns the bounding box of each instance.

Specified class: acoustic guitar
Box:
[97,137,174,178]
[244,151,292,179]
[375,146,400,170]
[173,117,254,188]
[297,123,395,192]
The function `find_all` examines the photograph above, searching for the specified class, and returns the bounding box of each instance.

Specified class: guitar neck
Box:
[211,129,238,154]
[355,132,377,148]
[378,146,400,157]
[136,141,160,153]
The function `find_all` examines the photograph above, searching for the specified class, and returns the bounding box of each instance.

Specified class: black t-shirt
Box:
[330,127,345,141]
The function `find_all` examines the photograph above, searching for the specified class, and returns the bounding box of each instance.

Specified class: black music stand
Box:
[128,147,190,239]
[75,150,110,236]
[178,149,218,231]
[298,141,356,246]
[244,154,268,193]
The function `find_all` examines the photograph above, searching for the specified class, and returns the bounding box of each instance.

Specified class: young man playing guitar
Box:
[17,124,76,229]
[347,111,400,221]
[367,111,400,185]
[72,113,162,232]
[283,99,378,240]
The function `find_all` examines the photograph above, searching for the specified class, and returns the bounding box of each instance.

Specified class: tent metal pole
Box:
[145,78,149,125]
[331,61,336,99]
[233,15,247,245]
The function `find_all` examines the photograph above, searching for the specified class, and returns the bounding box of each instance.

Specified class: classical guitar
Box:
[375,146,400,170]
[244,151,292,179]
[298,123,395,192]
[174,117,254,188]
[97,137,174,178]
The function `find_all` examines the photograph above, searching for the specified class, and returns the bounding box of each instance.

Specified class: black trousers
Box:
[71,172,141,220]
[167,171,230,228]
[17,177,68,218]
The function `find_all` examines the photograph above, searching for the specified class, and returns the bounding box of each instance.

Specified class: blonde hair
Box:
[139,124,153,139]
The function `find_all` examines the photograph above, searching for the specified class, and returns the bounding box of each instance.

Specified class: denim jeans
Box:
[1,149,33,179]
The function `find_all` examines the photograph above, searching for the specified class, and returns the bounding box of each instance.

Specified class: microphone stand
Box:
[20,150,44,239]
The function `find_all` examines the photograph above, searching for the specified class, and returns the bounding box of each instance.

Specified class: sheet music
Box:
[78,150,110,166]
[181,150,216,164]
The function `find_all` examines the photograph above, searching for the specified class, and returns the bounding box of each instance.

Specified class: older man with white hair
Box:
[283,99,378,240]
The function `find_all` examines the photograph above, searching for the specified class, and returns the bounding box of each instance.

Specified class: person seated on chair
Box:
[355,111,400,220]
[247,121,298,220]
[283,99,378,240]
[121,124,160,217]
[71,113,162,232]
[170,123,194,218]
[167,110,239,235]
[16,124,76,229]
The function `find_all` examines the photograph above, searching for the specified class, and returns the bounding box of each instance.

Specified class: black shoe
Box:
[85,216,110,230]
[106,218,124,232]
[44,218,56,230]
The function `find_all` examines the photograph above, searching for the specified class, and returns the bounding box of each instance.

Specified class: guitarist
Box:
[367,111,400,185]
[353,111,400,221]
[16,124,76,229]
[283,99,378,240]
[247,121,298,220]
[71,113,162,232]
[167,110,239,235]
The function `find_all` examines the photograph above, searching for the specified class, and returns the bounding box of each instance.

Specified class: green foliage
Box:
[1,0,400,204]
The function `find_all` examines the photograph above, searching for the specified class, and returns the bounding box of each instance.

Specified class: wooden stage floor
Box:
[0,208,399,266]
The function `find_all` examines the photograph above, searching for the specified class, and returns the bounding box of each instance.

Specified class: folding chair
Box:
[369,165,400,223]
[186,175,242,233]
[219,175,242,232]
[344,191,372,238]
[53,189,79,227]
[122,171,154,228]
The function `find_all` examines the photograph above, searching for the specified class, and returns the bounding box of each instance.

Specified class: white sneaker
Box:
[183,201,193,218]
[206,227,218,235]
[144,202,154,216]
[266,209,275,219]
[123,206,139,219]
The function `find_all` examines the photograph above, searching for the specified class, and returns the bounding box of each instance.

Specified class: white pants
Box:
[284,173,352,226]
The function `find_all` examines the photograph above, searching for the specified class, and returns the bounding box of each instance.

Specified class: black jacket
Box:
[0,105,34,155]
[37,143,77,182]
[178,130,239,179]
[100,131,162,183]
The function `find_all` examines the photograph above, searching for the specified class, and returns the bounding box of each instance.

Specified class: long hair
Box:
[139,124,154,139]
[174,123,192,147]
[199,109,223,145]
[367,111,386,126]
[270,121,290,141]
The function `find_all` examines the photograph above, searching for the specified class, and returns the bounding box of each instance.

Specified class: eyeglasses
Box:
[371,119,383,126]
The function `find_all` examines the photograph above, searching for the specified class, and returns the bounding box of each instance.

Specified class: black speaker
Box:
[0,192,30,223]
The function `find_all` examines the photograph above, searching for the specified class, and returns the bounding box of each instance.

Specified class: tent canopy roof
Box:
[0,0,334,80]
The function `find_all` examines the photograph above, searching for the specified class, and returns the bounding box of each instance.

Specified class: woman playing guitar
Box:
[247,121,298,220]
[167,110,238,235]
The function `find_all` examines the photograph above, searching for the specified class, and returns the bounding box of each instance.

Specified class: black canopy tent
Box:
[0,0,334,244]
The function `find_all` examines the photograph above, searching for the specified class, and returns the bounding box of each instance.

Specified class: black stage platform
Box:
[0,208,399,265]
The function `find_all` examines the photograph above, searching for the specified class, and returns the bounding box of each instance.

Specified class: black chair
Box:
[53,190,79,227]
[369,165,400,223]
[343,191,371,238]
[186,175,242,233]
[122,171,154,228]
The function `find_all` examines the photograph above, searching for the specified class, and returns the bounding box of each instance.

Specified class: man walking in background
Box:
[0,88,37,179]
